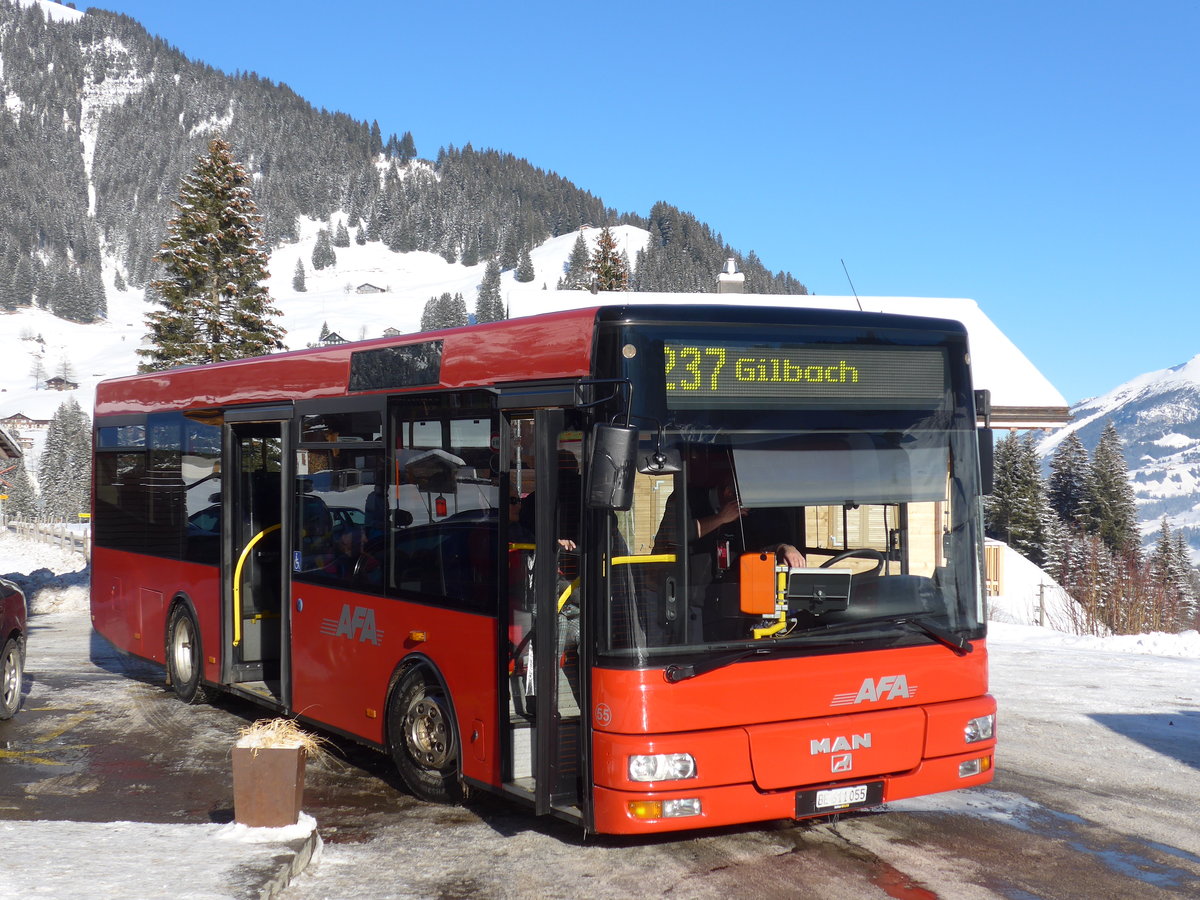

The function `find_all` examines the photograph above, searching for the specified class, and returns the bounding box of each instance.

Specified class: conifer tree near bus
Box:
[1083,422,1140,556]
[588,226,630,291]
[138,137,284,372]
[39,398,91,521]
[475,259,505,323]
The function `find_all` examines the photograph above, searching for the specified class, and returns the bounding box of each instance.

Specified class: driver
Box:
[653,450,805,578]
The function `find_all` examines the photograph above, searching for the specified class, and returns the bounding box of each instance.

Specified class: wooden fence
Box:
[5,521,91,559]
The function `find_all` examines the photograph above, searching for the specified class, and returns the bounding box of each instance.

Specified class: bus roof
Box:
[514,293,1070,428]
[95,299,1067,428]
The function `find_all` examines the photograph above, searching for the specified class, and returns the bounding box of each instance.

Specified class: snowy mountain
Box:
[0,0,803,333]
[1039,356,1200,560]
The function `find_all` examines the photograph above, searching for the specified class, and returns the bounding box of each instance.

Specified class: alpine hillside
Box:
[0,0,805,326]
[1040,355,1200,562]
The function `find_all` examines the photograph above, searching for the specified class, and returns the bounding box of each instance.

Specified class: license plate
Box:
[796,780,883,817]
[817,785,867,808]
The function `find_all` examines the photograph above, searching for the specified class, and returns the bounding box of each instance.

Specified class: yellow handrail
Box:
[232,523,281,647]
[611,554,676,566]
[507,547,678,612]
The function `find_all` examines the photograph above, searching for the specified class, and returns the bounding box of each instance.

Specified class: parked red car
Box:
[0,577,26,719]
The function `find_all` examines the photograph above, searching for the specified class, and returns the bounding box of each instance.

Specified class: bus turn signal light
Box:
[959,756,993,778]
[628,798,702,819]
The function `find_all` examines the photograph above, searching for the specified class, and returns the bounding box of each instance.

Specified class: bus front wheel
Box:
[388,667,465,804]
[166,604,208,704]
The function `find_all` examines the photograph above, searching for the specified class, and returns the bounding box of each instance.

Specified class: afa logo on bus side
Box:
[320,604,384,646]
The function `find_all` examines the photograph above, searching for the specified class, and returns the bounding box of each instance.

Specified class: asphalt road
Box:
[3,612,1199,899]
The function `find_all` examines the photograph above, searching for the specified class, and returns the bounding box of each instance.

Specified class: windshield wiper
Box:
[664,646,774,683]
[663,614,972,683]
[900,615,973,655]
[793,613,974,656]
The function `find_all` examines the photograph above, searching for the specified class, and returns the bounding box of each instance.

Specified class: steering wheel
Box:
[353,552,380,582]
[819,548,885,576]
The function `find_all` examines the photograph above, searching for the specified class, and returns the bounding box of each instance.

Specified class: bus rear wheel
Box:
[388,667,465,804]
[166,605,208,704]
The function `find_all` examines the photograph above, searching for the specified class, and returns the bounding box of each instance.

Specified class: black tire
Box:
[0,637,23,720]
[387,667,465,804]
[166,604,208,704]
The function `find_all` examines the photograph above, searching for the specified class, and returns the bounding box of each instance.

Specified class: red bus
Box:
[91,303,997,834]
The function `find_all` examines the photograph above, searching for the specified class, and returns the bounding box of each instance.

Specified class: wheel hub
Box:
[406,697,450,768]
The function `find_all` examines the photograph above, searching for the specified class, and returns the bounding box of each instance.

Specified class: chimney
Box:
[716,257,745,294]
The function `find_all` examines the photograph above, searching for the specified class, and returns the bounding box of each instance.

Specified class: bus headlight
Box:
[628,798,702,819]
[628,752,697,782]
[964,714,995,743]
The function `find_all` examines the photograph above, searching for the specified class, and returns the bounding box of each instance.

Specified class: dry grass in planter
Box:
[235,717,328,760]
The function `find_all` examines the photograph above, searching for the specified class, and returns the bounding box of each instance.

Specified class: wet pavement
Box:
[0,611,417,896]
[7,610,1200,899]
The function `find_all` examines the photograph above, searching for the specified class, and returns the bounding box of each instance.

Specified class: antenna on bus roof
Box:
[840,259,863,311]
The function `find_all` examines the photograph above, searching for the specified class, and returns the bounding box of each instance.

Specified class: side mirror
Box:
[586,424,637,510]
[637,446,682,475]
[978,428,994,496]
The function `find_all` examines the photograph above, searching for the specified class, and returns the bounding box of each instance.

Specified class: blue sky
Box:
[88,0,1198,405]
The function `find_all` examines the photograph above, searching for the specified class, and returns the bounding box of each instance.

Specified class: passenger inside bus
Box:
[518,449,582,551]
[323,523,369,581]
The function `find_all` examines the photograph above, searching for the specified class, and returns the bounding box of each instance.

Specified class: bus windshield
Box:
[601,424,984,659]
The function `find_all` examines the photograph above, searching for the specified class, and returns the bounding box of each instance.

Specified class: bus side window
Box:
[294,447,385,588]
[389,390,500,610]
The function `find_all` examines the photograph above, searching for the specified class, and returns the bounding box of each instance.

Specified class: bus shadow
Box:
[88,625,164,684]
[1090,711,1200,771]
[472,798,871,848]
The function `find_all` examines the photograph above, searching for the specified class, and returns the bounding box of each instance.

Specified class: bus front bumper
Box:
[591,748,995,835]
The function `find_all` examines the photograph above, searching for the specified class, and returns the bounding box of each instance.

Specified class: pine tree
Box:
[984,431,1050,565]
[587,226,629,291]
[449,291,468,327]
[0,456,38,520]
[1084,422,1140,556]
[475,259,504,323]
[138,137,284,371]
[515,245,535,283]
[559,232,590,289]
[398,131,417,163]
[1173,534,1200,628]
[495,229,518,271]
[1047,432,1089,526]
[311,228,336,270]
[292,258,307,292]
[1147,520,1187,630]
[420,295,442,332]
[422,292,467,331]
[333,220,350,248]
[38,398,91,521]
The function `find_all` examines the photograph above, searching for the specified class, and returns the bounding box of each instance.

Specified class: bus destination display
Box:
[663,342,947,409]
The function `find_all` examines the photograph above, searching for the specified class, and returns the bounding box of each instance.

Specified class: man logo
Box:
[831,674,916,706]
[831,753,853,773]
[810,733,872,754]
